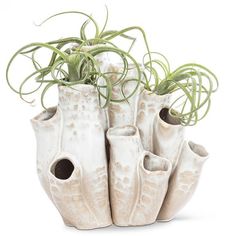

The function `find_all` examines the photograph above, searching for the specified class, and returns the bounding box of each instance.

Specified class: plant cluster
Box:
[6,8,218,126]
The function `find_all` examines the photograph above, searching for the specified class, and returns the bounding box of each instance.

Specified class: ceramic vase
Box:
[31,107,61,201]
[107,125,172,226]
[157,140,209,221]
[153,108,185,173]
[73,44,112,130]
[136,90,171,152]
[107,64,140,127]
[31,84,112,229]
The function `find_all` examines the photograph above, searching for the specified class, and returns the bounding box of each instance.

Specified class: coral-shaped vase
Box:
[31,84,112,229]
[31,107,61,200]
[107,64,140,127]
[107,125,172,226]
[136,89,171,152]
[157,140,209,221]
[153,108,184,173]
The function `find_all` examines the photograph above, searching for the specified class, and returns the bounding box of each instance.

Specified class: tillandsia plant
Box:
[6,7,218,125]
[142,53,219,126]
[6,7,152,109]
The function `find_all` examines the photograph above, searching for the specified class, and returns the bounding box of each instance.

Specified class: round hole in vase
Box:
[159,108,181,125]
[188,141,209,157]
[51,159,75,180]
[34,107,57,122]
[143,154,170,172]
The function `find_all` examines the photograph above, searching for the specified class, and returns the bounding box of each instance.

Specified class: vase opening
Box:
[109,125,137,136]
[51,159,75,180]
[188,141,208,157]
[34,107,57,121]
[159,108,181,125]
[143,154,169,172]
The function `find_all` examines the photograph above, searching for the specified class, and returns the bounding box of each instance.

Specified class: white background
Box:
[0,0,235,235]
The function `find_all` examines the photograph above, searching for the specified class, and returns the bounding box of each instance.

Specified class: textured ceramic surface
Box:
[107,64,140,127]
[157,140,209,221]
[79,44,111,130]
[107,125,172,226]
[32,85,112,229]
[136,90,171,152]
[31,107,61,201]
[31,78,209,229]
[153,108,184,173]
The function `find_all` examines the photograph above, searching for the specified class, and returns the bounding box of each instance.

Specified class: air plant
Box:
[6,8,218,126]
[142,53,218,126]
[6,8,150,109]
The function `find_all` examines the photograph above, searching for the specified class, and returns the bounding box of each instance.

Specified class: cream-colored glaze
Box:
[107,65,140,127]
[31,84,112,229]
[30,59,209,228]
[107,125,172,226]
[78,44,111,130]
[157,140,208,221]
[31,107,61,200]
[136,90,171,152]
[153,108,184,173]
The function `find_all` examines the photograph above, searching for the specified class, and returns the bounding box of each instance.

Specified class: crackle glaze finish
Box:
[157,141,209,221]
[31,85,112,229]
[107,125,171,226]
[136,90,171,152]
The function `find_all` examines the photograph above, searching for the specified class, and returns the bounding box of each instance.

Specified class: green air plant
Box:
[6,8,152,109]
[142,52,218,126]
[6,8,218,126]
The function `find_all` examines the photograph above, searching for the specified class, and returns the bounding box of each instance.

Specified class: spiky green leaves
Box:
[6,8,218,126]
[143,58,218,125]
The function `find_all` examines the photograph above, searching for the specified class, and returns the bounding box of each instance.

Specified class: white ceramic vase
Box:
[107,125,172,226]
[30,56,209,228]
[136,90,171,152]
[153,108,185,173]
[31,84,112,229]
[31,107,61,201]
[74,44,111,130]
[157,140,209,221]
[107,64,140,127]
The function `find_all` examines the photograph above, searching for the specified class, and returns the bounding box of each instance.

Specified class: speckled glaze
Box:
[31,84,112,229]
[31,79,209,228]
[157,141,209,221]
[107,64,140,127]
[31,107,61,201]
[107,125,172,226]
[153,108,185,174]
[136,90,171,152]
[78,44,111,130]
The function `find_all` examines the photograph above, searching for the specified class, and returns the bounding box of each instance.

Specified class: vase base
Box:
[63,219,112,230]
[157,217,174,222]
